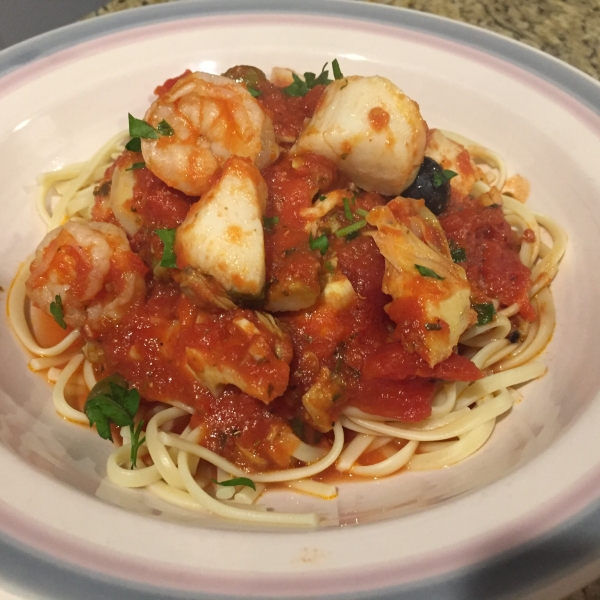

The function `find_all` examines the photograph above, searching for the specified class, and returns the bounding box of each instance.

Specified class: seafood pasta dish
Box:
[8,61,566,527]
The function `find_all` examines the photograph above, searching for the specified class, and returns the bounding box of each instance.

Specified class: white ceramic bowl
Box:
[0,1,599,598]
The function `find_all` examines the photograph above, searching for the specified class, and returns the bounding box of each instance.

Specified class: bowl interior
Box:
[0,8,599,548]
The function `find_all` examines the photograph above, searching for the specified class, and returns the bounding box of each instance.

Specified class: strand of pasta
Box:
[343,392,512,443]
[144,406,191,490]
[529,214,568,296]
[147,481,206,512]
[440,130,507,190]
[501,195,541,268]
[343,405,471,429]
[338,383,510,474]
[175,446,319,527]
[45,130,128,230]
[455,362,545,409]
[292,440,328,463]
[459,313,512,348]
[158,421,345,484]
[407,417,496,471]
[29,352,80,371]
[107,445,162,488]
[287,480,337,499]
[494,288,555,371]
[336,434,376,472]
[350,440,419,477]
[82,359,97,390]
[470,341,518,373]
[429,383,457,419]
[52,354,88,424]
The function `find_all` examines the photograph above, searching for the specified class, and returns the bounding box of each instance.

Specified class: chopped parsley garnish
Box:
[263,216,279,231]
[212,477,256,491]
[156,228,178,268]
[125,137,142,152]
[309,232,329,255]
[284,73,311,97]
[332,58,344,80]
[472,302,496,326]
[343,197,354,221]
[303,64,331,89]
[284,61,341,97]
[127,114,174,155]
[129,419,146,469]
[247,86,261,97]
[128,114,159,139]
[49,295,66,329]
[432,169,458,188]
[156,119,174,137]
[317,194,327,202]
[449,240,467,263]
[126,162,146,171]
[415,264,444,279]
[290,417,305,441]
[84,374,145,468]
[335,219,366,238]
[324,260,335,274]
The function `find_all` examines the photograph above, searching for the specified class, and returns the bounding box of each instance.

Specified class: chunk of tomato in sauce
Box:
[439,194,535,320]
[262,153,340,310]
[154,70,192,96]
[363,342,483,382]
[255,80,326,143]
[131,167,196,230]
[348,378,436,422]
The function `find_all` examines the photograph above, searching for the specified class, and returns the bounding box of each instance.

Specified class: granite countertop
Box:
[88,0,600,81]
[86,1,600,599]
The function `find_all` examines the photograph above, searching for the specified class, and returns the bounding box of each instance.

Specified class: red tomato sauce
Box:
[92,280,297,470]
[75,69,528,470]
[439,193,535,320]
[256,80,326,143]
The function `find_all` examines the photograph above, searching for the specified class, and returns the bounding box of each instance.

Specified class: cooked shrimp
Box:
[108,156,141,236]
[292,75,427,196]
[26,221,147,333]
[141,71,279,196]
[367,198,474,366]
[174,156,267,299]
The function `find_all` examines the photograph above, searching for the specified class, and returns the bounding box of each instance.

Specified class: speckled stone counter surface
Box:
[89,0,599,81]
[87,1,600,598]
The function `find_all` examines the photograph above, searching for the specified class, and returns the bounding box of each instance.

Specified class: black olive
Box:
[401,157,450,215]
[221,65,267,88]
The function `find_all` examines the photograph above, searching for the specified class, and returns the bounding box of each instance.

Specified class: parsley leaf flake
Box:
[472,302,496,326]
[309,233,329,255]
[128,113,159,139]
[415,264,445,280]
[212,477,256,491]
[49,295,66,329]
[156,228,178,268]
